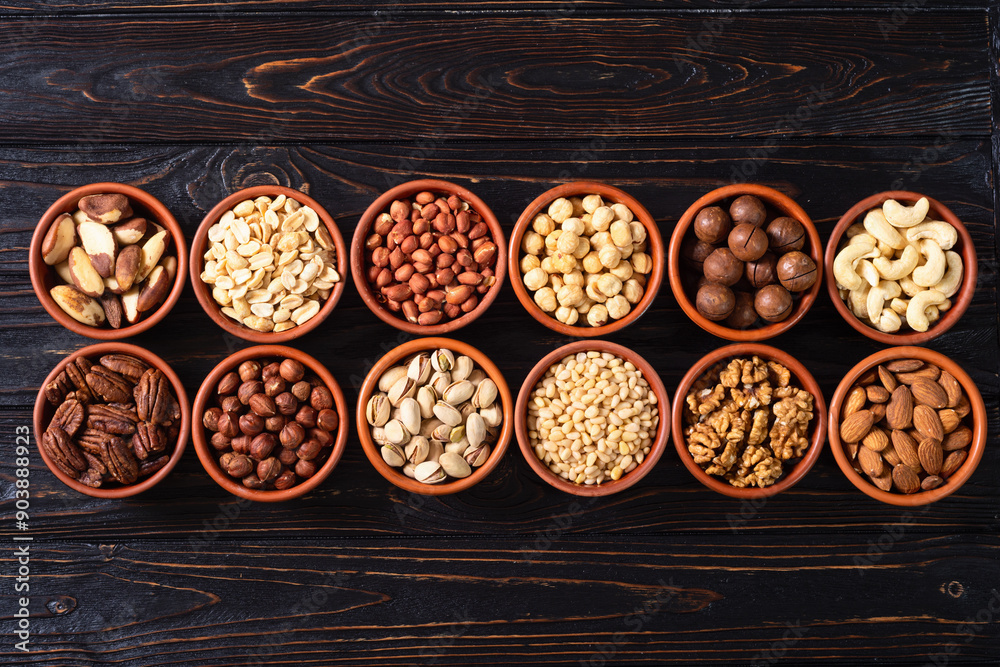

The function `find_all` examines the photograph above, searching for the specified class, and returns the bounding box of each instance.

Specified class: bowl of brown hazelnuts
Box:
[668,184,824,341]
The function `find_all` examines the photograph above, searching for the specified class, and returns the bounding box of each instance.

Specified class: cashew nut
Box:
[889,297,908,315]
[931,250,963,298]
[912,238,946,287]
[877,239,895,258]
[904,220,957,250]
[845,222,867,239]
[882,197,929,228]
[848,283,871,320]
[871,307,901,333]
[872,244,919,281]
[866,280,901,321]
[905,289,947,332]
[863,209,906,250]
[857,259,881,287]
[834,237,876,291]
[899,275,922,297]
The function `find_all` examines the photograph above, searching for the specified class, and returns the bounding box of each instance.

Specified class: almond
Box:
[842,385,867,420]
[937,371,962,408]
[111,217,147,246]
[137,265,170,312]
[877,365,898,392]
[78,221,117,278]
[885,359,923,373]
[857,368,878,386]
[847,442,859,460]
[68,247,105,298]
[121,286,141,325]
[938,409,960,434]
[890,429,921,469]
[942,426,972,451]
[882,443,902,467]
[885,385,913,430]
[954,396,971,419]
[917,437,943,475]
[137,230,167,283]
[921,475,943,491]
[910,377,948,409]
[858,445,884,478]
[41,213,77,265]
[99,293,123,329]
[870,402,887,422]
[115,244,142,292]
[913,404,944,442]
[892,464,921,494]
[862,425,889,452]
[866,385,891,403]
[867,468,893,492]
[840,409,873,443]
[895,365,940,385]
[78,193,131,224]
[941,449,967,478]
[50,284,106,327]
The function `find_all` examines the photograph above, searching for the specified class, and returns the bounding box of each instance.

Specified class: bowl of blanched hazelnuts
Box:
[668,184,824,341]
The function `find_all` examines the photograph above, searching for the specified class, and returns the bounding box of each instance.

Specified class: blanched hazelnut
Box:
[606,295,631,320]
[587,304,609,327]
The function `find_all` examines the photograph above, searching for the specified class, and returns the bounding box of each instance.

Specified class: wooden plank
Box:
[0,140,995,539]
[0,537,998,665]
[0,12,988,142]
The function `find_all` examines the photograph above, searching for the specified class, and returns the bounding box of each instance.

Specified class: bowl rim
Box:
[29,182,188,340]
[189,185,348,343]
[32,342,191,498]
[191,344,350,502]
[514,339,671,496]
[356,337,514,496]
[827,346,986,506]
[508,181,665,337]
[350,178,508,335]
[667,183,824,342]
[823,191,977,345]
[670,342,828,499]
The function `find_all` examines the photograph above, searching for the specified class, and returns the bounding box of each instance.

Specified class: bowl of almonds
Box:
[32,342,190,498]
[191,186,346,342]
[829,347,986,505]
[30,183,187,339]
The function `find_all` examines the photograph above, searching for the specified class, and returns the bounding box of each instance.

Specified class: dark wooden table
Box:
[1,2,998,665]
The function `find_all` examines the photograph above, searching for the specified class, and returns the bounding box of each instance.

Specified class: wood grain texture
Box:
[0,13,989,142]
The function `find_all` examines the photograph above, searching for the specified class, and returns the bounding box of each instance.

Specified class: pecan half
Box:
[45,371,74,406]
[41,427,87,478]
[65,357,94,392]
[135,368,180,425]
[86,403,138,436]
[77,428,114,456]
[100,436,139,485]
[132,422,166,460]
[50,398,85,437]
[78,468,104,488]
[86,365,133,404]
[99,354,150,383]
[138,455,169,478]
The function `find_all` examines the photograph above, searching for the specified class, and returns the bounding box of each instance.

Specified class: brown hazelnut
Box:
[295,458,317,479]
[702,248,743,287]
[724,291,758,328]
[210,432,231,451]
[262,362,282,381]
[310,386,334,411]
[316,408,339,432]
[280,421,306,448]
[696,282,735,321]
[242,474,265,490]
[248,393,277,418]
[249,433,278,460]
[222,453,254,478]
[217,371,240,396]
[264,376,286,397]
[216,412,240,439]
[309,427,333,448]
[693,206,731,244]
[220,395,243,415]
[257,457,282,483]
[728,223,768,262]
[203,407,223,432]
[291,381,312,401]
[730,195,766,227]
[296,405,318,428]
[776,251,817,292]
[239,412,265,437]
[273,470,297,490]
[296,439,323,461]
[238,360,262,383]
[231,434,251,455]
[278,447,299,467]
[754,284,793,322]
[238,380,263,405]
[766,217,805,254]
[681,238,716,272]
[264,415,287,433]
[275,392,298,416]
[745,252,777,288]
[279,359,305,383]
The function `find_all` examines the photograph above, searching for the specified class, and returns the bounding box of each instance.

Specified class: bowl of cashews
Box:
[824,191,977,344]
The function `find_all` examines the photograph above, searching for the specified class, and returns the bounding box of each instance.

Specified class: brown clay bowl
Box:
[190,186,348,343]
[192,345,349,502]
[515,340,670,496]
[671,343,827,499]
[828,346,986,506]
[33,342,190,498]
[668,184,823,341]
[509,182,664,337]
[356,337,513,495]
[350,179,507,334]
[29,183,188,339]
[824,191,977,344]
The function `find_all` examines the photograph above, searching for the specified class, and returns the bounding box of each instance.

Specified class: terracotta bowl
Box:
[824,191,977,344]
[351,179,507,334]
[356,337,513,495]
[192,345,349,502]
[509,182,664,337]
[671,343,827,499]
[190,186,348,343]
[515,340,670,496]
[29,183,188,340]
[828,346,986,506]
[668,184,823,341]
[32,342,190,498]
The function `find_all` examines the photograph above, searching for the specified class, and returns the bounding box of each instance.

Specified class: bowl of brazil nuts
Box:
[29,182,188,339]
[671,343,827,499]
[192,345,349,501]
[357,337,513,495]
[828,347,985,506]
[190,186,347,343]
[351,180,507,333]
[824,191,976,344]
[515,340,669,496]
[509,182,664,336]
[668,184,823,341]
[33,342,190,498]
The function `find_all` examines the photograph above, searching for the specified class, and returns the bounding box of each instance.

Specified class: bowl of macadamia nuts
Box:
[668,184,823,341]
[824,192,976,345]
[509,182,664,336]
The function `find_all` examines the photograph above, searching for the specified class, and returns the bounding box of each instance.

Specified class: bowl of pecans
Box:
[33,342,190,498]
[828,347,986,505]
[190,186,347,343]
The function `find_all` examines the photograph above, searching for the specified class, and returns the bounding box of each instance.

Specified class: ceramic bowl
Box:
[29,183,187,339]
[33,342,190,498]
[509,182,664,336]
[668,184,823,341]
[192,345,349,501]
[356,337,513,495]
[190,186,348,343]
[515,340,670,496]
[671,343,827,499]
[824,191,976,344]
